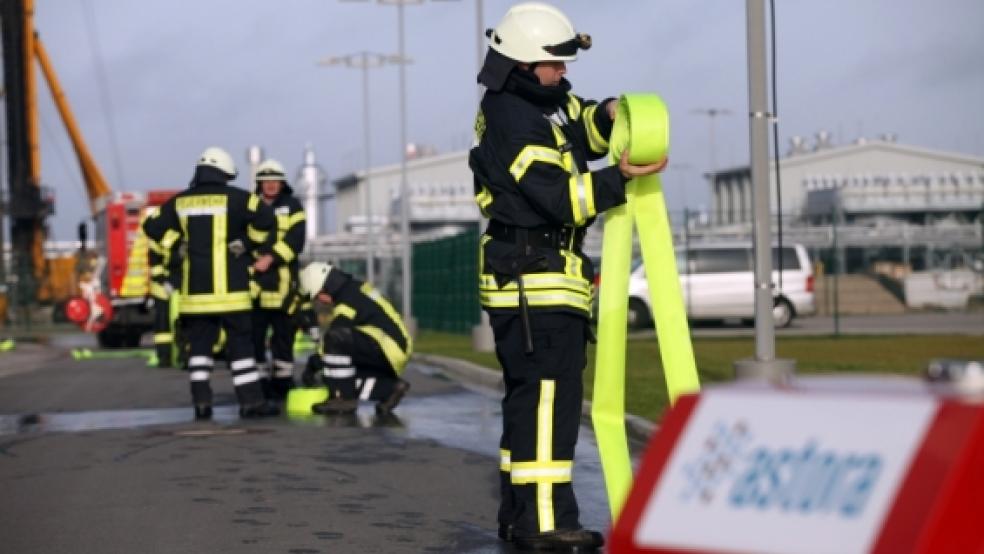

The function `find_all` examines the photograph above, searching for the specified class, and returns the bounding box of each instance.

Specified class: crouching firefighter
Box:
[297,262,411,416]
[470,2,668,550]
[143,146,281,420]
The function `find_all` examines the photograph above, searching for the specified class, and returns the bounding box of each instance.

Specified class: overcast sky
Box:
[22,0,984,239]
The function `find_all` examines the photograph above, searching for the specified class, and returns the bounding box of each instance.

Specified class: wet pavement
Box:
[0,337,634,553]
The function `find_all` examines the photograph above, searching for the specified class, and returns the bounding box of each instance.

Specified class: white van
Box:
[625,243,816,328]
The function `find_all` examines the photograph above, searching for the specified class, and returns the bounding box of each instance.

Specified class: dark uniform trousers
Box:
[152,297,174,367]
[184,312,264,407]
[252,308,298,383]
[317,326,403,402]
[491,311,587,536]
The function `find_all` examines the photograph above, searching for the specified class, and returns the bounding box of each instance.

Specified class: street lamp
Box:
[342,0,471,326]
[317,51,408,283]
[692,107,732,224]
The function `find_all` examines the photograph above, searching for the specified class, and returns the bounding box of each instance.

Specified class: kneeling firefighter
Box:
[297,262,412,415]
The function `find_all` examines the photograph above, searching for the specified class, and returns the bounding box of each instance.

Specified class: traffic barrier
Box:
[593,93,700,519]
[609,377,984,553]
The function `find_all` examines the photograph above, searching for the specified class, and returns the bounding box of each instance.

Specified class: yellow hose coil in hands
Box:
[591,93,700,519]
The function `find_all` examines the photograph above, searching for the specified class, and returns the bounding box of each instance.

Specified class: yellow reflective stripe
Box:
[566,93,581,121]
[479,273,591,295]
[247,226,268,244]
[538,379,556,531]
[248,194,260,212]
[583,103,609,153]
[287,211,306,228]
[333,304,357,320]
[479,234,491,278]
[161,228,181,249]
[150,265,167,277]
[147,240,163,254]
[356,324,409,374]
[475,185,493,217]
[273,241,294,262]
[153,332,172,344]
[510,460,573,484]
[582,172,596,219]
[149,282,170,300]
[537,380,555,462]
[213,212,227,295]
[480,290,591,312]
[178,292,253,314]
[500,449,511,472]
[509,145,563,182]
[360,282,412,349]
[258,292,284,309]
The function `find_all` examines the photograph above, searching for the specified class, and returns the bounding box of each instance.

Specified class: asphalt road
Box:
[0,339,621,554]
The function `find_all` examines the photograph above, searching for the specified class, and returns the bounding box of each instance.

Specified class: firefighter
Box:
[296,262,411,416]
[250,158,306,400]
[469,3,668,550]
[144,209,182,368]
[143,146,280,420]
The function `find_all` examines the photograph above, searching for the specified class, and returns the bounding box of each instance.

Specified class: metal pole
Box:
[360,52,375,283]
[733,0,794,380]
[832,203,840,336]
[397,2,413,325]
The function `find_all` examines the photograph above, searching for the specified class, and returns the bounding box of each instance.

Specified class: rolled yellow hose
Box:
[592,93,700,519]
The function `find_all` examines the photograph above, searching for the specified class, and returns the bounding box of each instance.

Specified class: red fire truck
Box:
[67,190,180,347]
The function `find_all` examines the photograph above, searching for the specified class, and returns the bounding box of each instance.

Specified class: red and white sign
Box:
[610,380,984,553]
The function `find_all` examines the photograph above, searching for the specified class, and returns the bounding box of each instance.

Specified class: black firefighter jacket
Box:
[252,189,306,310]
[321,269,412,375]
[143,168,276,315]
[469,69,628,318]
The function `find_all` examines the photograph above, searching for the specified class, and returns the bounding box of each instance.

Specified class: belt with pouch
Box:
[485,220,584,251]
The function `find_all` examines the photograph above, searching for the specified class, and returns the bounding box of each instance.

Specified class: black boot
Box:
[236,381,280,419]
[156,345,173,368]
[375,379,410,415]
[239,402,280,418]
[497,523,514,542]
[312,390,358,415]
[269,377,296,401]
[513,528,604,552]
[194,404,213,421]
[190,381,213,421]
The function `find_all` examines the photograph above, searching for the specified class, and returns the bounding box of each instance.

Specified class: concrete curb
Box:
[412,353,657,444]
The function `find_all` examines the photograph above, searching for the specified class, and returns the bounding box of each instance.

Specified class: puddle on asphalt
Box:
[0,362,647,544]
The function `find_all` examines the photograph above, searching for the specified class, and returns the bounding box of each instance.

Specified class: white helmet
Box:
[299,262,334,298]
[255,159,287,182]
[486,2,590,63]
[197,146,237,178]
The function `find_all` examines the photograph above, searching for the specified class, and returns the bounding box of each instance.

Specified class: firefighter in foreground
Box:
[297,262,411,416]
[143,146,280,420]
[470,3,668,550]
[250,158,306,400]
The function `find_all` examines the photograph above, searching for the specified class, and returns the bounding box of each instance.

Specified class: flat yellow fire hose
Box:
[591,94,700,519]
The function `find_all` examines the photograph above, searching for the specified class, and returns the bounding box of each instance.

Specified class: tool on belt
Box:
[486,226,550,355]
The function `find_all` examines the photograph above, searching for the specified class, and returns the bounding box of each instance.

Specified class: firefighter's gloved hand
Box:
[228,239,246,257]
[301,354,322,388]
